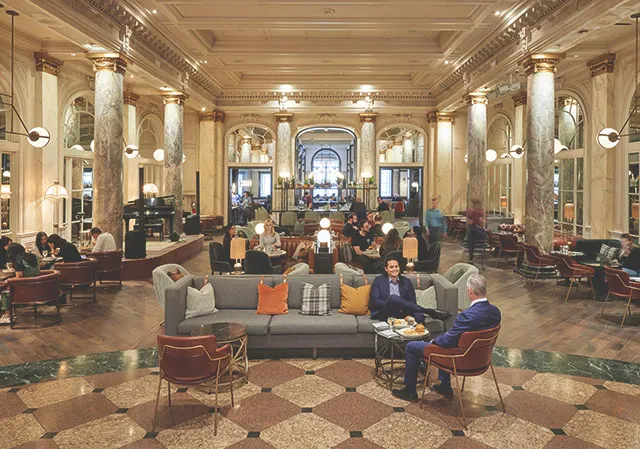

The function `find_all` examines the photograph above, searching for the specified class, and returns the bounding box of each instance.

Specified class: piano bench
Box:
[144,223,164,241]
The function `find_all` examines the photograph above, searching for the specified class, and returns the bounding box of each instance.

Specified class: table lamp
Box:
[255,223,265,236]
[319,217,330,229]
[403,236,418,273]
[317,229,331,253]
[563,203,575,221]
[230,237,246,275]
[382,222,394,235]
[500,195,508,210]
[632,202,639,220]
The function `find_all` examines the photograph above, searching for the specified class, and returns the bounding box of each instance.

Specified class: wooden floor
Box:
[1,237,639,366]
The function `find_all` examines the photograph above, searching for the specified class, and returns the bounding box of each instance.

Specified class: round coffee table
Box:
[191,322,249,385]
[374,325,430,389]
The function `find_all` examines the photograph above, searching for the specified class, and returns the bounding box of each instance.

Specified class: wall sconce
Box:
[632,202,639,220]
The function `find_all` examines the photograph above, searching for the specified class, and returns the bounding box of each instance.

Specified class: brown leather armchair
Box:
[54,258,98,304]
[6,270,62,329]
[522,243,556,284]
[603,266,640,327]
[421,325,503,428]
[554,254,595,302]
[154,334,233,435]
[85,250,123,287]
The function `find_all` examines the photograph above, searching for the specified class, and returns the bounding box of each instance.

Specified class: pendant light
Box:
[597,13,640,148]
[1,10,50,147]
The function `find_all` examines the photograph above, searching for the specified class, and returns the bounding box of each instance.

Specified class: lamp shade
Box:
[2,170,10,178]
[486,149,498,162]
[319,218,330,229]
[554,138,567,154]
[255,223,265,235]
[597,128,620,149]
[153,149,165,161]
[563,202,575,221]
[317,229,331,243]
[230,237,246,260]
[44,181,68,200]
[124,144,139,159]
[90,139,95,152]
[500,195,508,209]
[142,183,159,195]
[382,222,394,235]
[402,237,418,259]
[632,202,640,220]
[464,153,468,163]
[70,144,85,152]
[510,144,524,159]
[28,127,50,148]
[0,184,11,198]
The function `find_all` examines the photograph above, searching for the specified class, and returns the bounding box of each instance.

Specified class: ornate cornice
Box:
[216,91,436,107]
[87,52,128,76]
[586,53,616,78]
[214,111,226,123]
[199,112,216,122]
[274,113,294,123]
[512,91,527,107]
[34,52,63,76]
[520,53,563,76]
[464,93,488,106]
[161,92,188,106]
[123,92,140,106]
[359,112,378,123]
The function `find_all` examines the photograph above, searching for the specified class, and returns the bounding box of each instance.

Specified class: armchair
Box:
[54,258,97,304]
[495,234,520,268]
[85,250,123,287]
[553,254,595,302]
[415,241,442,274]
[522,244,556,284]
[209,242,232,275]
[245,250,282,274]
[6,270,62,329]
[602,266,640,327]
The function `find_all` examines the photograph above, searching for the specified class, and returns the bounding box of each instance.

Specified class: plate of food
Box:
[388,318,408,329]
[397,324,428,339]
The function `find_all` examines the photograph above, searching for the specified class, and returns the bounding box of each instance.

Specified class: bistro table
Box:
[374,323,430,389]
[191,322,249,385]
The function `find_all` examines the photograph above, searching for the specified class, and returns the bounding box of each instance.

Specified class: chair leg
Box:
[214,370,220,436]
[621,296,633,328]
[9,304,14,329]
[461,376,466,393]
[600,291,611,316]
[167,381,172,407]
[495,249,502,268]
[152,376,163,433]
[452,362,467,429]
[533,267,541,286]
[564,279,574,303]
[490,364,506,413]
[420,359,432,410]
[589,277,595,300]
[229,362,235,407]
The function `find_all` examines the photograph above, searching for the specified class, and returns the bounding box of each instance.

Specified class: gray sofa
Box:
[164,273,458,352]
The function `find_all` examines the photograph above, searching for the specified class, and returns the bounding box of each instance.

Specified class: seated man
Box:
[90,227,117,252]
[392,273,501,402]
[352,219,377,273]
[370,258,451,324]
[342,213,359,239]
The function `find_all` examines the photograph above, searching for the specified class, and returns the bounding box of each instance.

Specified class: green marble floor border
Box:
[1,346,639,389]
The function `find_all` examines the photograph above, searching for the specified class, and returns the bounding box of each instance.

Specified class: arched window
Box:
[377,127,425,163]
[555,96,584,150]
[137,116,164,192]
[228,126,275,164]
[486,117,512,216]
[311,149,341,185]
[63,97,94,150]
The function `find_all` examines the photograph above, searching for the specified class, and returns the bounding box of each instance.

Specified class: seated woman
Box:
[0,236,13,269]
[48,234,82,263]
[32,232,50,259]
[222,224,236,265]
[376,228,403,273]
[259,219,281,250]
[617,233,640,277]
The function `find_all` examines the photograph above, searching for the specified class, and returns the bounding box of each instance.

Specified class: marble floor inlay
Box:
[2,357,640,448]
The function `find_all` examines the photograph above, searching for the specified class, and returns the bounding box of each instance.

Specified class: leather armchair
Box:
[603,266,640,327]
[421,325,503,428]
[245,250,282,274]
[85,250,123,287]
[553,254,595,302]
[54,258,97,303]
[495,234,520,268]
[522,244,556,284]
[155,334,233,434]
[415,241,442,274]
[209,242,232,275]
[7,270,62,328]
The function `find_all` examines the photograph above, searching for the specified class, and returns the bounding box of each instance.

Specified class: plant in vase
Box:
[368,176,376,187]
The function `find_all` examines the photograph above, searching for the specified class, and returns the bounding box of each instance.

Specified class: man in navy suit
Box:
[392,273,501,402]
[370,259,451,324]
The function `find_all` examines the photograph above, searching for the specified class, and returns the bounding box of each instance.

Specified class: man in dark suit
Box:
[349,197,367,221]
[370,259,451,324]
[341,213,359,239]
[377,197,390,212]
[392,273,501,402]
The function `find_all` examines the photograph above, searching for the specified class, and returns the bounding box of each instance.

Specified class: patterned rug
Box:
[2,357,639,449]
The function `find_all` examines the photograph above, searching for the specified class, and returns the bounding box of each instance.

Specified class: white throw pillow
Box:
[185,283,217,319]
[416,286,438,310]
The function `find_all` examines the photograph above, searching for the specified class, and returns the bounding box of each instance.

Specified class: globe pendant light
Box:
[124,144,139,159]
[486,149,498,162]
[597,13,640,148]
[153,149,165,161]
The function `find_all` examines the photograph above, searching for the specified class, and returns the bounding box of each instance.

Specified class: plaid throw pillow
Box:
[599,244,619,261]
[300,282,331,316]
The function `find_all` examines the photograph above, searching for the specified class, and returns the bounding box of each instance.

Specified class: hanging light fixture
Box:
[90,139,95,152]
[0,10,50,148]
[509,144,525,159]
[486,149,498,162]
[124,144,139,159]
[597,13,640,148]
[44,181,69,199]
[153,149,165,161]
[2,170,10,178]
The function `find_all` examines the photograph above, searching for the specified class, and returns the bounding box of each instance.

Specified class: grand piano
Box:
[123,195,176,238]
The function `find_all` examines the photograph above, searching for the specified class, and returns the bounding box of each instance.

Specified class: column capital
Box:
[34,52,63,76]
[520,53,563,76]
[586,53,616,77]
[427,111,455,124]
[161,92,188,105]
[464,92,488,106]
[358,112,377,123]
[214,111,225,123]
[199,112,216,122]
[512,90,527,107]
[87,52,128,76]
[274,112,294,123]
[123,92,140,106]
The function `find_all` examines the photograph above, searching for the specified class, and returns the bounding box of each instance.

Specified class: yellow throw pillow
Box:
[339,284,371,315]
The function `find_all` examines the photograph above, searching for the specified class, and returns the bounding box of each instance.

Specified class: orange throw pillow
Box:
[257,283,289,315]
[339,284,371,315]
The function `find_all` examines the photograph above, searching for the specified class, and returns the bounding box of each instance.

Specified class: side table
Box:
[192,322,249,385]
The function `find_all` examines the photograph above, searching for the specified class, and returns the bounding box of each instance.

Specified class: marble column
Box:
[275,113,294,211]
[198,112,215,216]
[435,112,455,213]
[426,113,437,209]
[161,92,188,234]
[465,93,488,212]
[587,54,616,238]
[359,113,377,209]
[88,52,127,248]
[228,132,236,163]
[123,92,140,202]
[521,53,562,250]
[34,52,62,235]
[511,91,527,225]
[213,112,226,217]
